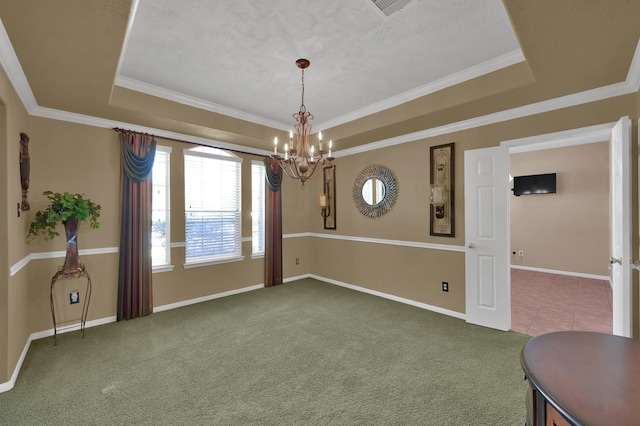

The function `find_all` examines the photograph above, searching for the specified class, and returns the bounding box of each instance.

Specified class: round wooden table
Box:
[521,331,640,425]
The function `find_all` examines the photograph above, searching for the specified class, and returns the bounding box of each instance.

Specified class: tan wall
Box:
[3,121,274,383]
[510,142,610,276]
[306,95,637,319]
[2,78,640,385]
[0,64,30,384]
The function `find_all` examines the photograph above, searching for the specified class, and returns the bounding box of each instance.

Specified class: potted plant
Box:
[28,191,101,274]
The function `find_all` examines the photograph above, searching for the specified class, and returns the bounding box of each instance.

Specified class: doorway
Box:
[509,142,612,336]
[464,119,632,337]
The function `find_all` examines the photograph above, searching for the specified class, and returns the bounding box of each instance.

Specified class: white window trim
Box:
[152,145,172,269]
[183,147,243,265]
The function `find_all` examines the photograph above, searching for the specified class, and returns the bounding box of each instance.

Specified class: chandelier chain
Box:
[300,68,306,113]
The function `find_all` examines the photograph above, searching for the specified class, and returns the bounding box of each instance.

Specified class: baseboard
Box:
[510,264,610,282]
[0,315,118,393]
[309,274,466,321]
[154,283,264,312]
[2,277,462,393]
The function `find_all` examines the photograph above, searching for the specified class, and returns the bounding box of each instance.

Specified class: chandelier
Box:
[271,59,333,188]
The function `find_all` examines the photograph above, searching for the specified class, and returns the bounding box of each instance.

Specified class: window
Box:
[184,147,242,265]
[251,160,265,256]
[152,145,171,268]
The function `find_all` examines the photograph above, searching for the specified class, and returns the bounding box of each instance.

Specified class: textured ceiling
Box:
[2,1,640,152]
[116,0,521,131]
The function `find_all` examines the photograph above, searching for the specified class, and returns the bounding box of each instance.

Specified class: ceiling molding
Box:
[335,79,635,158]
[627,39,640,91]
[0,17,37,111]
[316,49,525,130]
[116,48,525,132]
[115,75,290,131]
[503,122,616,153]
[1,14,638,159]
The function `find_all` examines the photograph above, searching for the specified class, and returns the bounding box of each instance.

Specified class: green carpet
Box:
[0,278,531,425]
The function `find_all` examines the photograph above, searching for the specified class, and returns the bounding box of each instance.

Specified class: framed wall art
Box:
[322,165,336,229]
[429,143,454,237]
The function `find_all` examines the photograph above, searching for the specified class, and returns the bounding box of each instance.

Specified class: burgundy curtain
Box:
[265,157,283,287]
[117,131,156,320]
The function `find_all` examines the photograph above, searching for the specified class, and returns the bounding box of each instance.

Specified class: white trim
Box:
[156,144,172,154]
[335,80,634,158]
[152,264,175,273]
[0,334,31,393]
[1,273,467,393]
[0,16,639,160]
[316,49,525,130]
[626,39,640,91]
[183,147,243,162]
[112,0,140,87]
[116,75,289,131]
[154,283,264,312]
[503,122,614,153]
[284,232,465,252]
[10,247,119,277]
[0,315,116,393]
[115,48,524,132]
[0,17,38,111]
[283,232,313,239]
[510,265,610,283]
[8,256,29,277]
[309,274,466,320]
[183,256,245,269]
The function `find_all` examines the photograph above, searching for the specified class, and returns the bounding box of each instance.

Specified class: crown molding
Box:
[29,105,271,156]
[316,49,525,130]
[115,75,289,131]
[335,80,635,158]
[627,39,640,91]
[504,121,616,153]
[0,17,37,111]
[1,14,639,159]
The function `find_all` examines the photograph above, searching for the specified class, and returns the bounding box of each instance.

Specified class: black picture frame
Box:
[430,143,455,237]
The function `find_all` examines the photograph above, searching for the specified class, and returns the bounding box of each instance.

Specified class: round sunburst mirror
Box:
[352,165,398,218]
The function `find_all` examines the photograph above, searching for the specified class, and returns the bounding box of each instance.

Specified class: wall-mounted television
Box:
[512,173,556,196]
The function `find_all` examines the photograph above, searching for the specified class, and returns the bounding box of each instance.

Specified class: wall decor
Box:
[19,132,30,211]
[429,143,454,237]
[321,165,336,229]
[352,164,398,219]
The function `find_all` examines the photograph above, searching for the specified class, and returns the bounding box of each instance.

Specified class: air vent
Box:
[372,0,412,16]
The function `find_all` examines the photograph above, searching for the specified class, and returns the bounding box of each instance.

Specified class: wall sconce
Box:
[318,186,330,218]
[430,184,447,219]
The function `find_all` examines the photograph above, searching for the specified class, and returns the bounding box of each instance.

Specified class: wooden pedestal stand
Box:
[50,266,92,345]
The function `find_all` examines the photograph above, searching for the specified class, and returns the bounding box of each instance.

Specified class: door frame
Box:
[466,121,631,333]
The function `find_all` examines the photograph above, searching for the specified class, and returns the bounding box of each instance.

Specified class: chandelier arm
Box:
[271,58,333,188]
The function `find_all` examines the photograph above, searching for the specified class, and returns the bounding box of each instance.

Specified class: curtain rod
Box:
[112,127,268,158]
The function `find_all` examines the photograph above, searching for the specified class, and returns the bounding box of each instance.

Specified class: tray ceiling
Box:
[116,0,521,130]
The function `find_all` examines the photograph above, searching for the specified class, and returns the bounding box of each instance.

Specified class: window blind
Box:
[183,148,242,264]
[251,161,266,255]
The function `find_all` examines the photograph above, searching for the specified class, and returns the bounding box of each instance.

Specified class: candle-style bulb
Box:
[284,143,289,160]
[318,131,322,141]
[329,140,333,157]
[273,136,278,155]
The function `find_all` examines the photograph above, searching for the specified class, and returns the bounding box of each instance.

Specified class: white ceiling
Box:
[116,0,521,132]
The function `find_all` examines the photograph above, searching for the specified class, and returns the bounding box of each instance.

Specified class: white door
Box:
[610,116,632,337]
[464,146,510,330]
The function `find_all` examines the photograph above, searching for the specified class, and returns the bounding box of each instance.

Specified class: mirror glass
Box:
[352,165,399,219]
[362,178,386,205]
